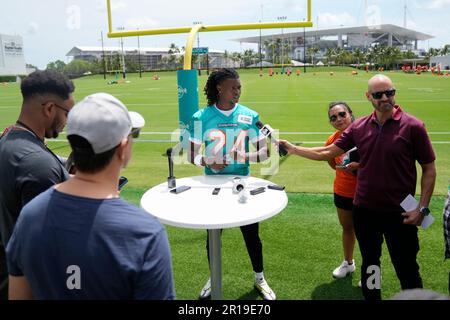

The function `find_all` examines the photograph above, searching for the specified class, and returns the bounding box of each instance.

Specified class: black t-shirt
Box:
[0,128,70,247]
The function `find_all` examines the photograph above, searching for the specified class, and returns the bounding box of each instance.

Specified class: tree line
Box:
[45,43,450,77]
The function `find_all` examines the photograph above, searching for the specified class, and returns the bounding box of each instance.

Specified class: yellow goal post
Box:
[106,0,313,70]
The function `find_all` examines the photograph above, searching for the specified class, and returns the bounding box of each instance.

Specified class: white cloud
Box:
[318,12,357,29]
[427,0,450,9]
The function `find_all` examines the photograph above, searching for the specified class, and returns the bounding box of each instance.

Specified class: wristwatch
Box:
[419,206,430,216]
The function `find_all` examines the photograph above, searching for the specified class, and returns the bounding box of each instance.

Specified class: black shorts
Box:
[334,193,354,211]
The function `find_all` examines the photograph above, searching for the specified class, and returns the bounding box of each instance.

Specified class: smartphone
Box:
[170,186,191,194]
[212,188,221,195]
[268,184,285,191]
[250,187,266,195]
[118,176,129,190]
[336,164,348,169]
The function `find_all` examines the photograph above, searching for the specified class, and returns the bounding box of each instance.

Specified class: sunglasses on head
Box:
[371,89,396,100]
[329,111,347,122]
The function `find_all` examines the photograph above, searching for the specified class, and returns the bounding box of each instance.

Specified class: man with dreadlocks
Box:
[188,68,276,300]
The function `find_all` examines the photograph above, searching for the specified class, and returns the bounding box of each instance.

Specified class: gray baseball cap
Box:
[67,93,145,154]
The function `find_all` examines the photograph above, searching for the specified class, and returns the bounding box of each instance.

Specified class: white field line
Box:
[48,131,450,136]
[48,139,450,145]
[130,131,450,135]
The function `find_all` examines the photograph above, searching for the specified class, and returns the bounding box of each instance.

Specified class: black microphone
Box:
[256,121,288,156]
[166,148,176,188]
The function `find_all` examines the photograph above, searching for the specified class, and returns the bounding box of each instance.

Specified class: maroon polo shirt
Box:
[334,106,435,211]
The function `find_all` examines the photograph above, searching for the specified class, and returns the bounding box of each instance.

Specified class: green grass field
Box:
[1,68,449,299]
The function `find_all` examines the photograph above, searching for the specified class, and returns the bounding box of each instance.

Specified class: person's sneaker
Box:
[332,260,356,279]
[198,278,211,299]
[254,279,276,300]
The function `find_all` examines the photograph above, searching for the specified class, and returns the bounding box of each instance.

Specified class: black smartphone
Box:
[170,186,191,194]
[250,187,266,195]
[268,184,285,191]
[212,188,221,195]
[118,176,128,190]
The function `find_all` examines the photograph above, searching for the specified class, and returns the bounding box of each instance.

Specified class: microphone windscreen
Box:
[166,148,173,157]
[255,121,263,129]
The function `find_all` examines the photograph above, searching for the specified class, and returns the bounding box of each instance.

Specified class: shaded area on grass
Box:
[122,189,448,300]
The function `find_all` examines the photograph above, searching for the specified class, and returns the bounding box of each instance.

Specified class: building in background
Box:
[235,24,433,63]
[0,34,27,76]
[66,46,170,70]
[430,55,450,70]
[66,46,236,71]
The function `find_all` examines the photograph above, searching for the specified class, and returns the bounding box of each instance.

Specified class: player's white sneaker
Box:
[198,278,211,299]
[254,278,276,300]
[332,260,356,279]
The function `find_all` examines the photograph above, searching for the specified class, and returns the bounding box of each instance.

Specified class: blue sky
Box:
[1,0,450,69]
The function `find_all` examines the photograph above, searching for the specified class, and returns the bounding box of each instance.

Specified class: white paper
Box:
[421,214,435,229]
[400,194,434,229]
[400,194,418,212]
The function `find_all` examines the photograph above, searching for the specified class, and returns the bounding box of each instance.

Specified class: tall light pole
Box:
[193,21,202,76]
[100,31,107,80]
[259,5,264,72]
[117,27,126,79]
[137,28,142,78]
[303,19,307,73]
[277,16,287,73]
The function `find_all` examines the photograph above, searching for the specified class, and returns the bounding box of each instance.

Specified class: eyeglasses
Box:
[130,128,141,139]
[42,102,70,116]
[329,111,347,123]
[371,89,396,100]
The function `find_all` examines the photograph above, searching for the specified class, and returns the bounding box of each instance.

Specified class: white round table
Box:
[141,175,288,300]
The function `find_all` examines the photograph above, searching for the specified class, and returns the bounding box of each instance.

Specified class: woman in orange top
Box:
[325,101,360,279]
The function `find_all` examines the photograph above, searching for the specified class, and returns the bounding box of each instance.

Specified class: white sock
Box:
[255,272,264,282]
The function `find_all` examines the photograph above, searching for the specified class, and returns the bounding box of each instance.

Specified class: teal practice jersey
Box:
[189,104,264,176]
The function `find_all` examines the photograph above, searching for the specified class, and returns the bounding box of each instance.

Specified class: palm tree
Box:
[425,47,441,62]
[230,52,242,68]
[353,48,365,66]
[325,48,335,66]
[441,44,450,56]
[307,47,319,65]
[243,49,255,67]
[384,46,401,69]
[402,50,417,59]
[168,43,180,54]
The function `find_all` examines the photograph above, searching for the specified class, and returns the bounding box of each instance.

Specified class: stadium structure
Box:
[0,34,27,76]
[66,46,234,70]
[234,24,434,63]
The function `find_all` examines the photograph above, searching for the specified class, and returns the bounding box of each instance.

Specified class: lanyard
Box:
[13,121,65,167]
[15,121,44,143]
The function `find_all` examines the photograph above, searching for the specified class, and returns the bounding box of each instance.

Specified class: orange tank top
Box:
[325,131,357,199]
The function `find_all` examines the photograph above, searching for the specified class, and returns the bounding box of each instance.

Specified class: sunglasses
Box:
[329,111,347,123]
[42,102,70,116]
[371,89,396,100]
[130,128,141,139]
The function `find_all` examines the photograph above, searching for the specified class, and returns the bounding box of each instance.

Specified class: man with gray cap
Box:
[6,93,175,300]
